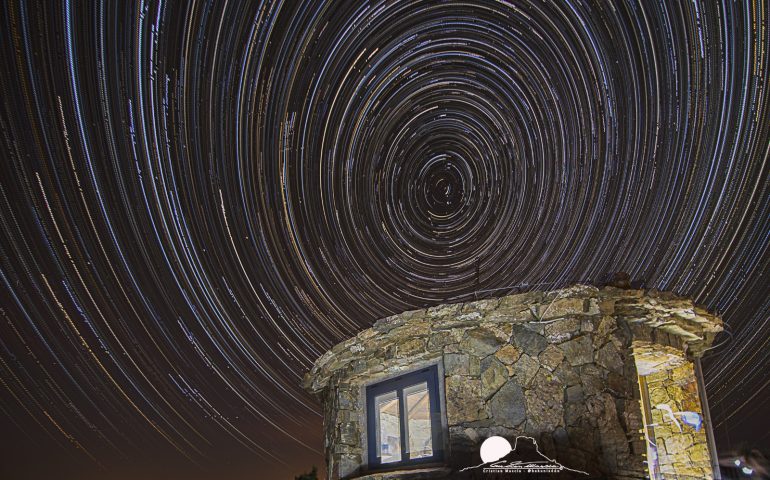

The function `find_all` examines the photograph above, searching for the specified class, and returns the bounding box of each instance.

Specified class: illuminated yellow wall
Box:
[635,343,713,479]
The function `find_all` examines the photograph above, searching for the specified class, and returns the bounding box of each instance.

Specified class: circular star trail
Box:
[0,1,768,478]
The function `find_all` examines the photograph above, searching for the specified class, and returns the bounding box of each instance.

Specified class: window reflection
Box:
[405,382,433,459]
[375,391,401,463]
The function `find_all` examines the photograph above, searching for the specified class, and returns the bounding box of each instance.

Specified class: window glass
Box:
[366,365,442,468]
[375,390,401,463]
[404,382,433,459]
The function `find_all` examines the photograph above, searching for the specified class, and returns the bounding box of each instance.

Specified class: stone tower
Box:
[304,285,722,479]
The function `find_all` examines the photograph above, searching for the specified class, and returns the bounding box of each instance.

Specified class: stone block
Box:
[581,318,596,332]
[597,341,624,374]
[565,384,584,404]
[480,357,507,399]
[525,376,564,433]
[461,298,501,314]
[539,344,565,371]
[485,306,534,323]
[460,327,505,357]
[443,353,470,376]
[432,313,482,330]
[488,381,526,428]
[559,335,594,366]
[426,302,462,317]
[427,330,458,349]
[595,315,618,339]
[396,338,426,357]
[511,325,548,356]
[580,364,606,396]
[544,317,581,343]
[336,453,361,478]
[338,421,359,445]
[494,344,521,365]
[553,361,581,386]
[540,297,585,319]
[445,376,484,424]
[509,353,540,387]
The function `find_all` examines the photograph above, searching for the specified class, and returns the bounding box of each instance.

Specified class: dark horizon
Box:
[1,1,768,479]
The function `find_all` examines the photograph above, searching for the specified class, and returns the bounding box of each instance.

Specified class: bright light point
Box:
[742,466,753,475]
[479,436,512,463]
[735,458,742,466]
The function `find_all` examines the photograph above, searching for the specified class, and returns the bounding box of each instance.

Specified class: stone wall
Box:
[304,285,722,479]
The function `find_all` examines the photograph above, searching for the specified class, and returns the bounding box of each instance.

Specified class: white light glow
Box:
[479,436,512,463]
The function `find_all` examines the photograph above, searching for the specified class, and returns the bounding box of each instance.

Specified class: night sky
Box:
[0,1,768,479]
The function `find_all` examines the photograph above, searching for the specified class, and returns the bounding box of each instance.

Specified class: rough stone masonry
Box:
[304,285,722,479]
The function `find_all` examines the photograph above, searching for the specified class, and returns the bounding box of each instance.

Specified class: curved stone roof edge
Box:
[303,284,723,393]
